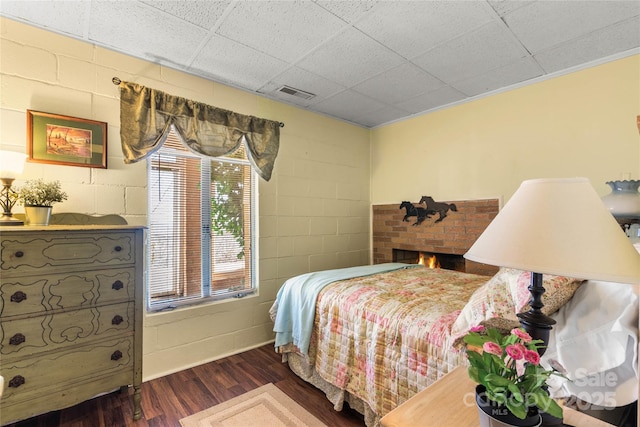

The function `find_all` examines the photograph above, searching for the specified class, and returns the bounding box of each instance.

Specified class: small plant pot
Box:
[476,385,541,427]
[24,206,52,226]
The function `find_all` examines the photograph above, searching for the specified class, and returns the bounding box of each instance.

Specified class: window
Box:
[147,128,256,311]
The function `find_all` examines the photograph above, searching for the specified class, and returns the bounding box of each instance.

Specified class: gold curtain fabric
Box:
[118,81,280,181]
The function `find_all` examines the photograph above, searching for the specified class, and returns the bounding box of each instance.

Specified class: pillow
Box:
[479,316,521,334]
[450,267,520,339]
[510,271,584,316]
[450,267,584,340]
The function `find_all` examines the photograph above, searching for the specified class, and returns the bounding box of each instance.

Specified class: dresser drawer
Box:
[1,301,134,357]
[1,336,134,403]
[1,232,136,275]
[0,268,135,318]
[1,368,134,425]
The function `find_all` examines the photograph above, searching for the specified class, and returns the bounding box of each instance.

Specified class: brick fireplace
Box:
[372,199,500,276]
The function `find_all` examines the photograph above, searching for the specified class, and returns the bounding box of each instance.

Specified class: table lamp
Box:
[0,150,27,226]
[464,178,640,351]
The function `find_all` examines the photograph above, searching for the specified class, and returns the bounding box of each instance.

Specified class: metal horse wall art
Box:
[400,201,433,225]
[419,196,457,223]
[399,197,457,226]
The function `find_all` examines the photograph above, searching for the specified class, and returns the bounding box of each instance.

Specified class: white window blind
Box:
[147,128,256,311]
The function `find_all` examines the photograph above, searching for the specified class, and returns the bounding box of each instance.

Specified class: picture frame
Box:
[27,110,107,168]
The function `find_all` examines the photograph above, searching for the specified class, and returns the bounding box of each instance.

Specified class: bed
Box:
[269,262,639,427]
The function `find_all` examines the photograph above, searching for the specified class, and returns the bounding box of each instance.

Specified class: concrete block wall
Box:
[0,18,371,380]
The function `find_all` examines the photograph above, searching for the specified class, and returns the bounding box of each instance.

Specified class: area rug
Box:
[179,383,327,427]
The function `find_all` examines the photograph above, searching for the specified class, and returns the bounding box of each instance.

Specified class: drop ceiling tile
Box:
[0,0,88,38]
[259,67,345,107]
[413,21,528,84]
[352,63,444,104]
[191,34,288,91]
[395,85,466,114]
[350,105,413,128]
[534,17,640,73]
[314,0,379,24]
[88,1,208,66]
[354,1,495,59]
[452,57,544,97]
[296,26,404,87]
[355,106,409,127]
[141,1,231,30]
[487,0,535,17]
[312,89,386,123]
[504,0,640,53]
[216,1,346,63]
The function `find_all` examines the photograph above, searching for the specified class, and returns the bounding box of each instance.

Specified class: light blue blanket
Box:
[272,263,416,355]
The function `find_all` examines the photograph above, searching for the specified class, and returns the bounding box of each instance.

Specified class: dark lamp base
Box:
[517,272,556,356]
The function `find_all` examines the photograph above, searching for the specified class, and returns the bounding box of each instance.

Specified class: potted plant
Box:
[16,178,68,225]
[462,325,564,427]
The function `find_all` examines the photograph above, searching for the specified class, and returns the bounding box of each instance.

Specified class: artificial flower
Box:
[463,326,564,420]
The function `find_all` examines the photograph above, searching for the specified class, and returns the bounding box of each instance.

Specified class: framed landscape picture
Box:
[27,110,107,168]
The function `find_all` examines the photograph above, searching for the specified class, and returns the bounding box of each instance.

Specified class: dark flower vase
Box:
[476,385,542,427]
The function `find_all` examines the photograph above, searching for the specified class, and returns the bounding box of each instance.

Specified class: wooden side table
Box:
[380,367,614,427]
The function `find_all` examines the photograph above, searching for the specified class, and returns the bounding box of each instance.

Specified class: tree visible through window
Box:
[147,128,255,311]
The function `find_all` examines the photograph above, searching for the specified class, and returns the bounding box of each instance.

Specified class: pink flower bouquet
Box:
[463,325,563,420]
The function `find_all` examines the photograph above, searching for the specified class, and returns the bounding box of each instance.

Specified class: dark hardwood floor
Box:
[5,344,365,427]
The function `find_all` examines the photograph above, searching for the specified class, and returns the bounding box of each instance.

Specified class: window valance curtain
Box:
[118,80,280,181]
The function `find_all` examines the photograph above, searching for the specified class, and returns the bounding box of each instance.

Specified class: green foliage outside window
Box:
[210,160,245,259]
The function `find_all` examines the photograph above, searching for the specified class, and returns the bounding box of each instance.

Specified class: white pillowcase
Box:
[541,280,639,406]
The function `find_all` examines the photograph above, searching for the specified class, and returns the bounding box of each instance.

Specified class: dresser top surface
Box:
[1,225,145,233]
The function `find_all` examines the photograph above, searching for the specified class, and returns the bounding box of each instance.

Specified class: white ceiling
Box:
[1,0,639,128]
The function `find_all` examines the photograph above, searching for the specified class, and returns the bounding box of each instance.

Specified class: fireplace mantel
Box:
[372,199,499,275]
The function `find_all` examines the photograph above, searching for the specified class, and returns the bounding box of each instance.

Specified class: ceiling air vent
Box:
[277,85,316,100]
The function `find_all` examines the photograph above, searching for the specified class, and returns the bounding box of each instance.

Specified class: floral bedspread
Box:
[310,266,489,419]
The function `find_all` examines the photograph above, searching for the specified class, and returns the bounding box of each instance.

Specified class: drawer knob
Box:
[10,291,27,303]
[9,375,25,388]
[15,250,24,258]
[112,280,124,290]
[9,333,26,346]
[111,350,123,361]
[114,245,122,252]
[112,315,124,325]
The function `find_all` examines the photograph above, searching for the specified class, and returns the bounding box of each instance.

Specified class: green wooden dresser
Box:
[0,225,144,425]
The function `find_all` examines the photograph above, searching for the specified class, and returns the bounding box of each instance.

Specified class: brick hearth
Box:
[372,199,500,276]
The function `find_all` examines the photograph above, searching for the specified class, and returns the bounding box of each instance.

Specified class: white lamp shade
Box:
[0,150,27,178]
[464,178,640,284]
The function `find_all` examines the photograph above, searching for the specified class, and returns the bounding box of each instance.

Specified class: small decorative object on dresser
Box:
[0,150,28,226]
[15,178,68,226]
[0,224,144,424]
